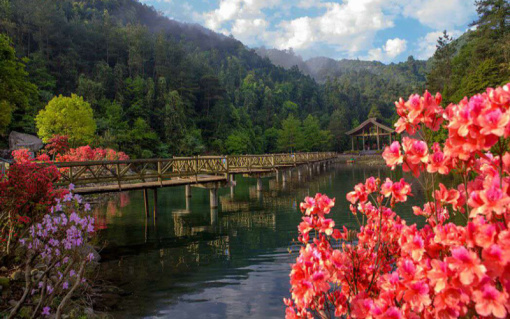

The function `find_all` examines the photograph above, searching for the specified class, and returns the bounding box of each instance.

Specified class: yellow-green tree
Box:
[36,94,96,145]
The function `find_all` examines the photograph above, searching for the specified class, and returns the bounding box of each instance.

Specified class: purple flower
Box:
[63,193,73,202]
[69,183,75,191]
[63,281,69,290]
[47,285,53,294]
[42,306,51,316]
[84,203,91,211]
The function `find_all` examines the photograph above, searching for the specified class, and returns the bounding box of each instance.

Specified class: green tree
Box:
[264,127,279,153]
[329,109,349,151]
[367,105,383,120]
[301,114,322,151]
[472,0,510,37]
[35,94,96,145]
[225,131,251,154]
[427,31,455,95]
[0,34,37,135]
[278,114,302,152]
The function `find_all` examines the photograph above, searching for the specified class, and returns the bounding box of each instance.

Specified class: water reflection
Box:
[93,164,425,318]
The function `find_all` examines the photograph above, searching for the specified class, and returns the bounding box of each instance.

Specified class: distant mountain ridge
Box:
[255,47,427,84]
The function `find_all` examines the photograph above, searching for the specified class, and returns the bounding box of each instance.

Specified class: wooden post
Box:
[210,208,218,225]
[351,136,354,151]
[153,189,158,220]
[185,184,192,198]
[157,161,162,184]
[389,133,392,144]
[143,188,149,218]
[210,188,218,209]
[362,131,365,151]
[376,125,380,150]
[257,177,263,192]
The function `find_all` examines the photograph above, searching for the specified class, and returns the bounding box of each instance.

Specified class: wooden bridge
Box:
[51,152,337,214]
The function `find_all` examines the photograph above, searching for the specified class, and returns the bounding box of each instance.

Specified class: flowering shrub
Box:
[8,186,96,318]
[1,151,64,256]
[285,83,510,318]
[45,135,70,158]
[55,145,129,162]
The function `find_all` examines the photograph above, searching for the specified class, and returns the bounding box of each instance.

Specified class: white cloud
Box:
[272,1,394,52]
[384,38,407,58]
[201,0,280,44]
[197,0,477,61]
[231,18,269,43]
[366,38,407,62]
[415,30,463,60]
[400,0,476,30]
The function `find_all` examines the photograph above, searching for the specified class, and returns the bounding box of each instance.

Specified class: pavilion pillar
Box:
[351,136,354,151]
[376,126,380,150]
[362,131,365,151]
[389,133,392,144]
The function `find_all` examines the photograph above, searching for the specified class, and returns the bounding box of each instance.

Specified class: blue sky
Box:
[139,0,478,63]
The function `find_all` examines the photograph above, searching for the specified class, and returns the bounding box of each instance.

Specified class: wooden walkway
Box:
[53,152,337,194]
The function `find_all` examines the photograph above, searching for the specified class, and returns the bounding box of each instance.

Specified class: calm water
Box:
[93,164,426,318]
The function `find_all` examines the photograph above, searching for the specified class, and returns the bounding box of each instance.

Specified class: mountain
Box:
[255,47,427,85]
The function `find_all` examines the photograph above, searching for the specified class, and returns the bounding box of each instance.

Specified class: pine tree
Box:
[471,0,510,37]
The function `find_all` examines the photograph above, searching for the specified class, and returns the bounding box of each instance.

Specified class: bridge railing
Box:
[45,152,337,187]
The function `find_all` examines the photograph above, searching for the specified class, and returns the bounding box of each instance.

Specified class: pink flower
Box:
[382,141,403,168]
[473,284,508,318]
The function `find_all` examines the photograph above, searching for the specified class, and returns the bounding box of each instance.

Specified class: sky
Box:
[139,0,478,63]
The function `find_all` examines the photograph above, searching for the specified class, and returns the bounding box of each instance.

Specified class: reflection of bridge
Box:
[54,152,337,214]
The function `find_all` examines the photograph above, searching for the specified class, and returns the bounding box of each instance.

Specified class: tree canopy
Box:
[36,94,96,145]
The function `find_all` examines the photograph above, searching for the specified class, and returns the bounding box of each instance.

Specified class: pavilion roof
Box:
[345,118,394,136]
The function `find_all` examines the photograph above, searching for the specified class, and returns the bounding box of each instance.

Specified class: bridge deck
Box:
[48,152,337,194]
[74,175,228,194]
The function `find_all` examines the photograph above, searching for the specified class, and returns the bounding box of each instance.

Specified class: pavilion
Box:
[345,118,395,151]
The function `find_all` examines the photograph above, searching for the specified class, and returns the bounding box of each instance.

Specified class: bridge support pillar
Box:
[275,170,279,182]
[298,169,302,181]
[186,196,191,212]
[257,178,263,192]
[153,189,158,220]
[211,208,218,225]
[210,188,218,209]
[185,185,192,198]
[282,170,287,183]
[143,188,150,218]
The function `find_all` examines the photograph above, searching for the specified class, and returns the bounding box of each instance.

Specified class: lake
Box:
[93,164,426,318]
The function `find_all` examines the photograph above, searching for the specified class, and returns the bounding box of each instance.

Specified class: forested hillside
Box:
[427,0,509,105]
[255,48,428,136]
[0,0,334,157]
[1,0,506,157]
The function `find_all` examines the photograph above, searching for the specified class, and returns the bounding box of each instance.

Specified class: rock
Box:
[80,244,101,263]
[0,277,9,287]
[8,299,17,307]
[0,266,8,272]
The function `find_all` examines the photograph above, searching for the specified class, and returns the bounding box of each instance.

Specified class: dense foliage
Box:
[286,83,510,318]
[427,0,509,105]
[0,0,336,157]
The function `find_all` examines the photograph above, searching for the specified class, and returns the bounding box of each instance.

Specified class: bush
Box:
[285,83,510,318]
